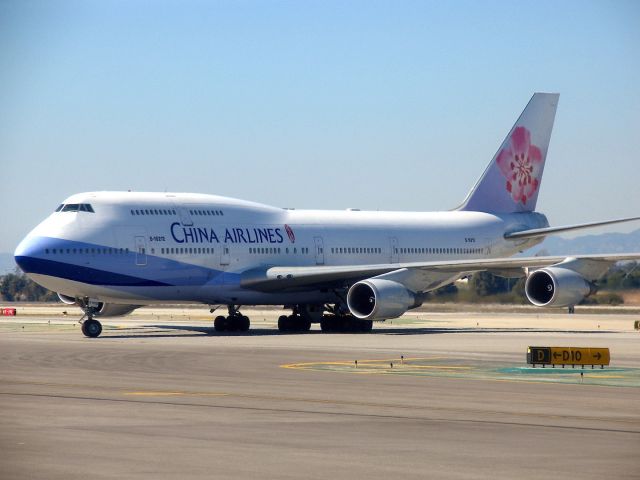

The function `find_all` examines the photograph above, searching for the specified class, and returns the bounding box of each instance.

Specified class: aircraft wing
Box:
[240,253,640,292]
[505,216,640,240]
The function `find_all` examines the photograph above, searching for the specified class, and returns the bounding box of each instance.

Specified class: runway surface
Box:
[1,307,639,479]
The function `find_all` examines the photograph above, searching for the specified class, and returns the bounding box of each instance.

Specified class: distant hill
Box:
[527,229,640,256]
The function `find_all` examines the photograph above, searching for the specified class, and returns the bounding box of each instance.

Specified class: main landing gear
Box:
[320,314,373,333]
[214,305,250,332]
[277,305,316,333]
[79,304,102,338]
[277,314,312,333]
[276,305,373,333]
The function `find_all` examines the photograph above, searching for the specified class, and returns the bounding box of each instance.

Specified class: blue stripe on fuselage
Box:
[15,236,226,287]
[15,255,172,287]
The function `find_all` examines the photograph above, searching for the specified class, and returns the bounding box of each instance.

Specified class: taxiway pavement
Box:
[1,308,639,479]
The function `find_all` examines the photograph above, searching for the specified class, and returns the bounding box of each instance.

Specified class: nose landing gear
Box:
[79,303,102,338]
[81,318,103,337]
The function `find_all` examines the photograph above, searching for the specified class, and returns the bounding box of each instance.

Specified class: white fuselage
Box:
[14,192,548,306]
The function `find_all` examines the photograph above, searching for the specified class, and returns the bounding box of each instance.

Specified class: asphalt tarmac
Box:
[1,307,639,479]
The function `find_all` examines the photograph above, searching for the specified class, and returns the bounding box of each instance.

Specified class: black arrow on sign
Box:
[553,352,562,359]
[594,352,602,360]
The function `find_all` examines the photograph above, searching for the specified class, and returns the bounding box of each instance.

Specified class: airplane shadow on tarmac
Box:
[99,324,617,339]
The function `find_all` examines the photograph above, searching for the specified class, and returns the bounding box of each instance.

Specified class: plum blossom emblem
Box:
[284,224,295,243]
[496,126,543,205]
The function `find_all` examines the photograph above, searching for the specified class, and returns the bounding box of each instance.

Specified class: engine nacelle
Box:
[525,267,595,308]
[57,293,77,305]
[347,279,414,321]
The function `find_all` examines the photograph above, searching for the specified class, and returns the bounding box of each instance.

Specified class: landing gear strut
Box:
[214,305,250,332]
[79,303,102,338]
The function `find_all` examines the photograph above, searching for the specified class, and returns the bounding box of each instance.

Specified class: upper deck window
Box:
[60,203,95,213]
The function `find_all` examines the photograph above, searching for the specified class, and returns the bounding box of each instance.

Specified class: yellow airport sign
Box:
[527,347,610,366]
[550,347,609,366]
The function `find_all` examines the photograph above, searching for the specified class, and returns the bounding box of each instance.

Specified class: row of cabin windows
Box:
[397,247,484,255]
[131,208,225,217]
[331,247,382,255]
[249,247,310,255]
[132,208,177,216]
[190,209,224,216]
[160,247,214,255]
[46,247,128,255]
[55,204,95,213]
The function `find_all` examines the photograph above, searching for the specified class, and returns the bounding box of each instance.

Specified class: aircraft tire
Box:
[298,318,312,332]
[357,320,373,333]
[320,316,338,333]
[82,319,102,338]
[239,315,250,332]
[214,315,227,332]
[278,315,290,332]
[226,316,241,332]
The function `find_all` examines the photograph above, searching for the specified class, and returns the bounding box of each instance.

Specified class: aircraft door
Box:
[177,207,193,226]
[135,236,147,266]
[483,238,492,256]
[221,245,230,266]
[314,237,324,265]
[389,237,399,263]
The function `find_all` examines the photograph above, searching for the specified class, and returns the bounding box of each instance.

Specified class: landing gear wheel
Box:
[228,317,238,332]
[357,320,373,333]
[320,315,339,333]
[278,315,291,332]
[320,315,372,333]
[214,315,227,332]
[238,315,250,332]
[298,318,312,332]
[82,319,102,338]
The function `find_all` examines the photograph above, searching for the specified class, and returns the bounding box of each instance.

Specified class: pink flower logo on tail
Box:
[496,126,543,205]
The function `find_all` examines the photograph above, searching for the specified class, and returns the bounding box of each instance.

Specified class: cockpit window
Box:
[55,204,64,212]
[60,203,95,213]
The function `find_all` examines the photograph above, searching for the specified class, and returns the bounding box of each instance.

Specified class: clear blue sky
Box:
[2,0,639,252]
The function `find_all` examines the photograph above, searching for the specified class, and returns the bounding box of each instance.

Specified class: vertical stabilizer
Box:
[458,93,559,213]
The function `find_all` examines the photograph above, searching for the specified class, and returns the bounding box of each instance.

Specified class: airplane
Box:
[14,93,640,338]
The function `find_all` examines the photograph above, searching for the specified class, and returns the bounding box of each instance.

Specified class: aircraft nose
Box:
[14,235,47,274]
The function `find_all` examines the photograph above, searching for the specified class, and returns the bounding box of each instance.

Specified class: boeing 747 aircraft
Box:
[14,93,640,337]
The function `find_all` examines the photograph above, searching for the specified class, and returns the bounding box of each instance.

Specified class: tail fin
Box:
[458,92,559,213]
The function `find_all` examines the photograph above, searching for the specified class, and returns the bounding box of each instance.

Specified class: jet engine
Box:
[347,279,415,321]
[57,293,139,317]
[525,267,596,308]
